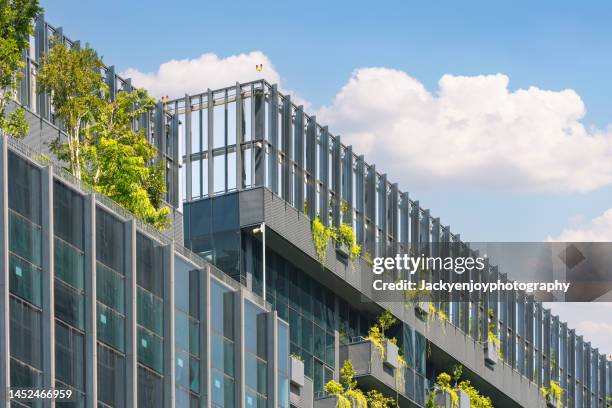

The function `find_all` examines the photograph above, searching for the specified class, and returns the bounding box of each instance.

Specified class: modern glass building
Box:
[0,11,610,408]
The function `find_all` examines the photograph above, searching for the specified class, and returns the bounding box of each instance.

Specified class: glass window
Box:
[9,254,41,307]
[138,366,163,407]
[214,153,226,193]
[211,280,234,339]
[243,97,252,142]
[11,358,42,391]
[136,233,163,297]
[97,262,125,314]
[55,321,84,391]
[53,181,83,249]
[175,310,199,357]
[175,349,199,393]
[227,102,236,145]
[8,151,41,224]
[54,280,84,330]
[191,108,201,153]
[211,333,235,377]
[97,303,125,353]
[10,296,42,369]
[97,344,126,408]
[191,160,201,198]
[9,211,42,267]
[213,103,226,149]
[54,238,84,290]
[245,353,267,395]
[211,369,235,408]
[96,208,124,274]
[137,287,163,336]
[277,321,289,408]
[245,301,267,358]
[138,327,163,373]
[175,257,199,318]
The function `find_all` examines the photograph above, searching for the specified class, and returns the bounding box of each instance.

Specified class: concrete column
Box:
[41,165,55,408]
[84,194,97,408]
[234,291,244,408]
[163,242,176,408]
[0,135,10,406]
[266,311,277,408]
[124,220,137,408]
[200,266,210,408]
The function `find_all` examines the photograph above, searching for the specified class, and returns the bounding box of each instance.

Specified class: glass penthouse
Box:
[0,11,610,408]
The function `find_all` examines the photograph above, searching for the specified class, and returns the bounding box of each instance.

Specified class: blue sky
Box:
[42,0,612,352]
[42,0,612,242]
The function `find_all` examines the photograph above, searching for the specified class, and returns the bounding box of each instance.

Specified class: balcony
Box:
[337,338,420,407]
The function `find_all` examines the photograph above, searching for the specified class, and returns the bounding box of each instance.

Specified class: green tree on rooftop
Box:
[0,0,41,138]
[38,37,169,229]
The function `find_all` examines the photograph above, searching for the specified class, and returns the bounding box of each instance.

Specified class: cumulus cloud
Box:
[120,51,281,100]
[551,209,612,241]
[317,68,612,193]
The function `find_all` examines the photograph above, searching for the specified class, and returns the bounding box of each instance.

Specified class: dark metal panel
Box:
[294,106,304,211]
[254,87,266,187]
[355,155,365,246]
[305,116,317,220]
[268,85,279,194]
[410,200,420,255]
[319,126,329,226]
[332,136,341,227]
[365,165,376,256]
[344,146,353,225]
[282,96,292,204]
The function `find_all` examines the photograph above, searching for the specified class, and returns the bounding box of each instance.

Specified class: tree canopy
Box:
[0,0,41,137]
[37,38,169,229]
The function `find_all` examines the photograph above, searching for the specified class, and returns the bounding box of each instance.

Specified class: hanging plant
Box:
[311,216,335,266]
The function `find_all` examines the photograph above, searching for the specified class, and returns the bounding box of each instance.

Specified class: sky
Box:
[40,0,612,354]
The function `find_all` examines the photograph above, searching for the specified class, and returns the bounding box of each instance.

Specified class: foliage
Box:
[336,222,361,261]
[437,372,459,407]
[289,353,303,362]
[541,380,563,408]
[37,39,169,229]
[0,0,41,137]
[83,89,169,229]
[311,216,334,266]
[310,216,362,266]
[426,366,494,408]
[366,309,398,354]
[458,380,494,408]
[486,308,503,359]
[324,360,368,408]
[366,389,397,408]
[38,37,107,180]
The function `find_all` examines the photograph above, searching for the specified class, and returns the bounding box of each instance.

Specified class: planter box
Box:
[415,302,429,318]
[435,389,471,408]
[484,339,498,365]
[458,389,470,408]
[336,243,350,258]
[383,339,399,369]
[291,356,305,387]
[434,390,454,408]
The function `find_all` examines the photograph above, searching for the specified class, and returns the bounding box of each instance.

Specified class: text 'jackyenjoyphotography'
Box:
[371,279,571,294]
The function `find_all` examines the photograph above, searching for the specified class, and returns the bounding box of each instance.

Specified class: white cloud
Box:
[317,68,612,193]
[551,208,612,241]
[121,51,281,100]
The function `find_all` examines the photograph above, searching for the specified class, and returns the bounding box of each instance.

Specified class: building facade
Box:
[0,10,610,408]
